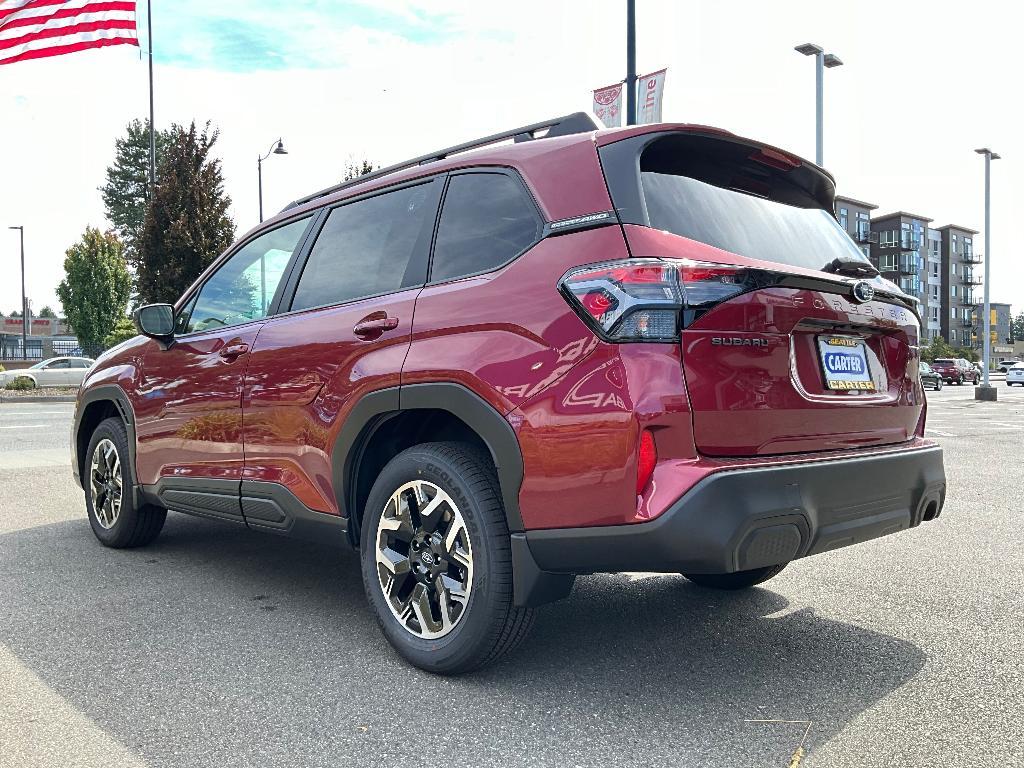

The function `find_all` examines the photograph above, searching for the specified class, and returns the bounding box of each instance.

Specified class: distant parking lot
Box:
[1,385,1021,767]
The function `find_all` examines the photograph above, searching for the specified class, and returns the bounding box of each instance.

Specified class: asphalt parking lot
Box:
[1,382,1022,768]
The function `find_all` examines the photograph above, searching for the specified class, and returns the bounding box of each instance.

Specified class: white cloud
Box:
[0,0,1020,317]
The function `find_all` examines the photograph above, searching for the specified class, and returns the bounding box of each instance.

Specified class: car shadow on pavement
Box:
[0,513,926,768]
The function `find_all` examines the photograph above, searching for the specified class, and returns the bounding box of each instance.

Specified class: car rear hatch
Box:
[598,128,923,457]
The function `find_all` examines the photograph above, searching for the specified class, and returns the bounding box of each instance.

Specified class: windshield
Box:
[29,360,48,369]
[641,171,870,272]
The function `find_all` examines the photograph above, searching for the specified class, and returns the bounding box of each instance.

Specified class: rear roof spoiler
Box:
[281,111,601,213]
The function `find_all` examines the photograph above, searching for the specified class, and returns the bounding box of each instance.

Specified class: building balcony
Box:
[961,294,978,306]
[877,232,921,251]
[963,273,983,285]
[855,225,877,244]
[960,317,976,328]
[960,251,982,264]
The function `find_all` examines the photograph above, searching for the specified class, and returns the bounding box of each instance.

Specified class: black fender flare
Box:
[332,383,526,535]
[72,385,139,502]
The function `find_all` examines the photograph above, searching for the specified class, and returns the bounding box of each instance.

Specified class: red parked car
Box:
[930,358,978,385]
[73,113,946,673]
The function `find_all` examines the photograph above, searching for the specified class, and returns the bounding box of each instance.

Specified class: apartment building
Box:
[869,212,937,338]
[834,195,877,260]
[936,225,981,350]
[990,301,1013,346]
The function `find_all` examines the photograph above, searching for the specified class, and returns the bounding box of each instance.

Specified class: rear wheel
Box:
[360,442,534,674]
[682,563,788,590]
[85,418,166,548]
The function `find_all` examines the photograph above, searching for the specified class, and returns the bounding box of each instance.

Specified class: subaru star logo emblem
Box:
[852,281,875,304]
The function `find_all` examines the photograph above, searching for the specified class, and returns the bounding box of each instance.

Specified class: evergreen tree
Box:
[56,228,132,355]
[38,305,57,319]
[100,119,172,256]
[1012,311,1024,342]
[134,122,235,305]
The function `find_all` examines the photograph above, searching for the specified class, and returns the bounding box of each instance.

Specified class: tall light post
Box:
[974,147,1000,400]
[795,43,843,166]
[8,226,26,360]
[625,0,637,126]
[257,138,288,223]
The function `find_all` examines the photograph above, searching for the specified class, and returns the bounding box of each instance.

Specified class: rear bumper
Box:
[512,445,945,604]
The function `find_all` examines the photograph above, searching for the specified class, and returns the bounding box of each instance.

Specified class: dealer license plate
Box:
[817,336,874,391]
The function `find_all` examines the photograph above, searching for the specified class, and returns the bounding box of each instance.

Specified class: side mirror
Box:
[133,304,174,339]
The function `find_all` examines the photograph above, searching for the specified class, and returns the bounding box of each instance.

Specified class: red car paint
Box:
[75,119,938,547]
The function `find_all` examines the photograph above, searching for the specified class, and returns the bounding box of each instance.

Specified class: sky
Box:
[1,0,1021,315]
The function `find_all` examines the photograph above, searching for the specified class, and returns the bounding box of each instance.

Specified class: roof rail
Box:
[281,111,601,212]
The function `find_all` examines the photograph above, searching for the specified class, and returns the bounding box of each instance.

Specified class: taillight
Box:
[636,429,657,495]
[560,258,749,341]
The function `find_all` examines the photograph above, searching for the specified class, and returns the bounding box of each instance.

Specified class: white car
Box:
[998,359,1022,373]
[1007,364,1024,387]
[0,357,95,388]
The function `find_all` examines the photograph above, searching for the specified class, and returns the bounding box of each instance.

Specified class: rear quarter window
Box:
[429,172,542,283]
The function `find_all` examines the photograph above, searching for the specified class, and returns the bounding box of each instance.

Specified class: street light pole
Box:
[8,226,26,360]
[257,138,288,223]
[625,0,637,126]
[975,148,1000,398]
[795,43,843,166]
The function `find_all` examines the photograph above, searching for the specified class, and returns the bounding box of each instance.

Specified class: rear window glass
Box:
[638,134,870,273]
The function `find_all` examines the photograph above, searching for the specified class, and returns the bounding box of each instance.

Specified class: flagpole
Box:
[147,0,155,192]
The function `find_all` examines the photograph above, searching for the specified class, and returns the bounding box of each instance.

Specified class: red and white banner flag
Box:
[0,0,138,66]
[592,82,622,129]
[636,68,666,124]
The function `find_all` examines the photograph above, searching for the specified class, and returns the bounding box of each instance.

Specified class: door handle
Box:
[219,342,249,359]
[353,316,400,338]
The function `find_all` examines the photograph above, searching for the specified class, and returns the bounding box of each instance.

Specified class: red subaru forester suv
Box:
[73,113,946,673]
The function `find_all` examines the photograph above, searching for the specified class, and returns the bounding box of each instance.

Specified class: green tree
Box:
[100,119,172,257]
[134,121,235,305]
[38,305,57,319]
[1011,311,1024,342]
[56,228,132,355]
[103,314,138,349]
[8,309,21,318]
[343,158,376,181]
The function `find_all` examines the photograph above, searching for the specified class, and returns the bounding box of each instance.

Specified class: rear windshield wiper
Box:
[822,256,880,279]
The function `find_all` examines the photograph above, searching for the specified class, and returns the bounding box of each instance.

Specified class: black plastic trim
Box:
[525,445,946,575]
[141,477,245,524]
[72,385,136,494]
[511,533,575,607]
[240,479,348,543]
[332,383,526,539]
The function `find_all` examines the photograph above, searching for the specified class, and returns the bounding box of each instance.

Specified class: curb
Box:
[1,396,77,404]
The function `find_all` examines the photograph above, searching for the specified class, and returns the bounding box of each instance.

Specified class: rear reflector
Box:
[637,429,657,495]
[560,258,750,341]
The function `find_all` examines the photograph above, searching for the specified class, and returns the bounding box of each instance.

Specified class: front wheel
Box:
[360,442,534,674]
[936,379,943,391]
[682,563,788,590]
[84,417,166,548]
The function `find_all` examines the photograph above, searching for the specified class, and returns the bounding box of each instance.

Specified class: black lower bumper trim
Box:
[524,445,946,577]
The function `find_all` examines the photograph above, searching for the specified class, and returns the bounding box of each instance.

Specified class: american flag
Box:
[0,0,138,66]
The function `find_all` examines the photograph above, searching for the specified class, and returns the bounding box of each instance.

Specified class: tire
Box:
[956,376,964,386]
[682,563,788,590]
[84,417,166,548]
[360,441,534,674]
[936,379,943,391]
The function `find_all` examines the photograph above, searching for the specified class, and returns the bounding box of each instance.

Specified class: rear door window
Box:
[430,172,542,283]
[291,180,441,311]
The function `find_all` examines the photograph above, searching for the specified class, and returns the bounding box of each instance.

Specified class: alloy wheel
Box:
[90,438,123,530]
[375,480,473,639]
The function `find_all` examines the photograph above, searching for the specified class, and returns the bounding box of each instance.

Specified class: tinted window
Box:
[628,133,872,274]
[430,173,541,283]
[291,182,439,311]
[181,217,310,334]
[71,359,92,369]
[45,359,69,369]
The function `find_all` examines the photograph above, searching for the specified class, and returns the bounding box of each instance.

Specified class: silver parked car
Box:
[0,357,95,388]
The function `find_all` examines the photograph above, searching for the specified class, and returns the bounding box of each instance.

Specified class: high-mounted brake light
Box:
[560,258,750,341]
